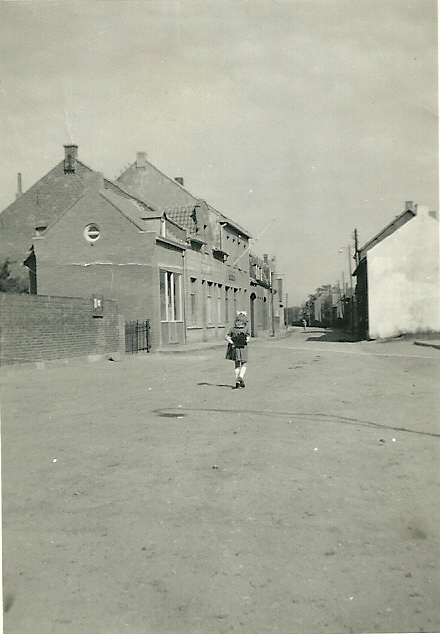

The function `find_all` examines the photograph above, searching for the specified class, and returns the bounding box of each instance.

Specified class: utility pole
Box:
[270,288,275,336]
[354,228,359,266]
[347,244,353,296]
[347,243,354,333]
[352,229,359,336]
[285,294,288,331]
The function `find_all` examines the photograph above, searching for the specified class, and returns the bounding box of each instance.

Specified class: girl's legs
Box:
[234,362,241,383]
[239,362,246,381]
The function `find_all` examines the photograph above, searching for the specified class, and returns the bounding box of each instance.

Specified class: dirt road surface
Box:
[1,328,439,634]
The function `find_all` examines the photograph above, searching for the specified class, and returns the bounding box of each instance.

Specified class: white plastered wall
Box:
[368,206,440,339]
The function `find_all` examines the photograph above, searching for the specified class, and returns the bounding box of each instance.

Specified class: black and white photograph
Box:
[0,1,438,633]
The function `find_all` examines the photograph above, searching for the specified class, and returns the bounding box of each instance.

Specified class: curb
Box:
[0,352,123,371]
[156,331,289,355]
[156,342,225,355]
[413,341,440,350]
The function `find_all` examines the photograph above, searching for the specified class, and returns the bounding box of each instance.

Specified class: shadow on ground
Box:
[197,382,235,389]
[305,328,359,343]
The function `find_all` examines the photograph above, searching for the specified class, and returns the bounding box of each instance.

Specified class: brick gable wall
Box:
[0,161,93,281]
[34,189,159,324]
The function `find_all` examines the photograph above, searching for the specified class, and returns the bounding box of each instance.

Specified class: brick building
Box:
[2,145,257,350]
[33,170,189,349]
[116,152,252,344]
[249,253,275,337]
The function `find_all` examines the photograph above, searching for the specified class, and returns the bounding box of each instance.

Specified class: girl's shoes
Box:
[235,382,241,389]
[238,378,245,388]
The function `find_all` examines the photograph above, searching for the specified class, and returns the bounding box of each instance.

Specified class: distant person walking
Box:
[302,318,307,331]
[225,311,250,389]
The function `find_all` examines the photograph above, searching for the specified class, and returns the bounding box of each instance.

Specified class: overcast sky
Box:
[0,0,437,304]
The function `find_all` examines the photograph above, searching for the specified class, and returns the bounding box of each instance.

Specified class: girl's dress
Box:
[225,325,249,362]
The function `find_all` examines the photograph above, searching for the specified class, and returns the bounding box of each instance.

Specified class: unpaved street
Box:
[1,328,439,634]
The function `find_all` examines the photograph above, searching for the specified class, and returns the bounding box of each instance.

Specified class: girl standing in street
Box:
[225,311,250,388]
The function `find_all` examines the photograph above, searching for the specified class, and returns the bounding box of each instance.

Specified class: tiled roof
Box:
[162,205,196,231]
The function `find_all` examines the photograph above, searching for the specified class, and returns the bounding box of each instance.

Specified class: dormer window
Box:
[84,223,100,242]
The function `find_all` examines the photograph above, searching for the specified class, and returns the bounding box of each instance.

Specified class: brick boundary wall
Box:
[0,294,125,365]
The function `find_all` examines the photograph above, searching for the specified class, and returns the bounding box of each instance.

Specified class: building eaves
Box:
[104,178,158,212]
[212,207,252,239]
[100,189,161,230]
[156,234,187,251]
[32,193,86,237]
[358,208,415,260]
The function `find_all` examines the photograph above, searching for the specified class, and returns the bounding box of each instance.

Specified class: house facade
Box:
[354,202,439,339]
[117,152,252,344]
[249,253,276,337]
[33,171,189,349]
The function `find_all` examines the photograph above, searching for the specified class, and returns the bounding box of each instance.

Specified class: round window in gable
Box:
[84,223,100,242]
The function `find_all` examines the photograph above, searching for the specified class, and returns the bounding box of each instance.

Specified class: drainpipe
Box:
[270,268,275,337]
[182,250,187,344]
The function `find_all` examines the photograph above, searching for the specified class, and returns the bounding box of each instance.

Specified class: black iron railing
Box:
[125,320,151,353]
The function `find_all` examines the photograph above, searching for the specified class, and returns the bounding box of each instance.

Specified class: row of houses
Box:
[301,201,439,340]
[302,284,354,331]
[0,145,286,352]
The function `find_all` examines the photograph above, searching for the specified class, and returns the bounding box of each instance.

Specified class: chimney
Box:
[175,177,184,186]
[136,151,147,169]
[263,254,268,264]
[415,204,430,218]
[16,172,22,199]
[405,200,414,212]
[64,144,78,174]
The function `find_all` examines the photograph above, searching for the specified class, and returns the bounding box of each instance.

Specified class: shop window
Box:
[160,270,182,322]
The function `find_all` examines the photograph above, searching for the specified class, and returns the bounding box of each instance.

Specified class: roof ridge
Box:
[135,158,200,202]
[359,208,416,253]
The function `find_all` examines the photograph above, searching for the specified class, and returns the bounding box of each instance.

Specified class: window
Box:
[190,278,197,324]
[206,282,213,324]
[225,287,229,323]
[84,224,100,242]
[160,270,182,321]
[217,285,222,323]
